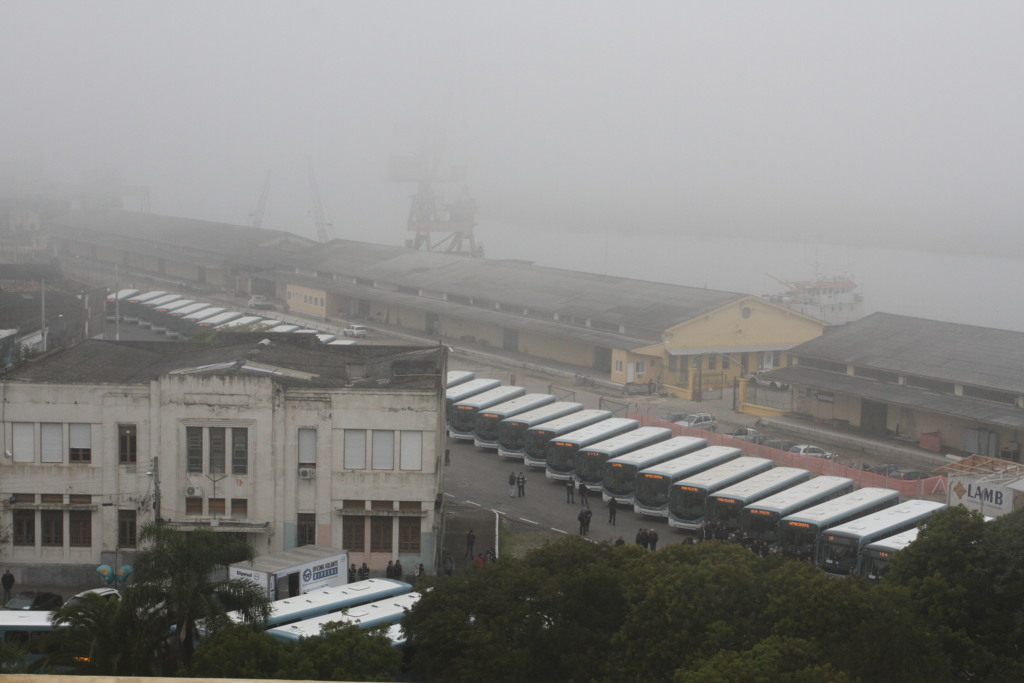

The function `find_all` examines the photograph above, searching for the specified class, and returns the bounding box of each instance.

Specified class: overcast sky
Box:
[3,1,1023,255]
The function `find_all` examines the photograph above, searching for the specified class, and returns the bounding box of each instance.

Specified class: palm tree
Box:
[131,523,272,672]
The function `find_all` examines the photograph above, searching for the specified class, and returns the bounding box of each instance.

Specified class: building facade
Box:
[0,337,446,585]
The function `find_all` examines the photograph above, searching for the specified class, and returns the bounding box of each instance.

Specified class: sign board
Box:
[948,475,1014,517]
[296,553,345,593]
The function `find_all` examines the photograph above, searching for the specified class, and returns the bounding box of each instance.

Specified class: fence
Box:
[631,413,948,498]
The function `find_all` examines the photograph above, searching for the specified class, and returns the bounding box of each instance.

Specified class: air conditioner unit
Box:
[185,485,204,497]
[298,467,316,480]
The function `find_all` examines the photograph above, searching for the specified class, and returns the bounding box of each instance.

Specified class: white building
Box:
[0,335,446,585]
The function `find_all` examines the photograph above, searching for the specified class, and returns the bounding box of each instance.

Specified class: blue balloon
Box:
[96,565,114,585]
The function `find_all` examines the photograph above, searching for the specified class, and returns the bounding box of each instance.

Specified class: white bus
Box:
[544,418,638,481]
[446,370,475,388]
[857,527,920,582]
[777,487,901,560]
[573,427,673,491]
[227,578,412,629]
[473,393,556,449]
[667,457,774,531]
[632,446,741,517]
[522,409,612,469]
[444,378,503,412]
[105,288,140,321]
[149,298,197,333]
[266,591,421,645]
[137,294,183,327]
[196,311,246,328]
[122,290,167,323]
[0,610,60,664]
[739,476,856,545]
[706,467,812,533]
[601,436,708,505]
[496,402,584,460]
[448,386,526,439]
[816,499,946,576]
[215,315,271,331]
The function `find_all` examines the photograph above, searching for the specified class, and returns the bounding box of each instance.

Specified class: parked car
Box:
[64,587,122,608]
[247,295,274,310]
[674,413,718,432]
[730,427,764,442]
[763,438,799,452]
[343,324,368,338]
[4,591,63,611]
[788,444,837,460]
[747,370,790,391]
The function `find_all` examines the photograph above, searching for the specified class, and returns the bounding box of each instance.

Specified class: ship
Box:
[763,273,864,325]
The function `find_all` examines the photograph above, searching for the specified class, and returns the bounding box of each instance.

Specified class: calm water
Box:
[477,226,1024,333]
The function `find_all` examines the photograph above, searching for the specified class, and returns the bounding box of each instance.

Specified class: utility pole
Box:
[151,456,161,522]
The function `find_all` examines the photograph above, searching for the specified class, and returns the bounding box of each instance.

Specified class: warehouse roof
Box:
[786,312,1024,393]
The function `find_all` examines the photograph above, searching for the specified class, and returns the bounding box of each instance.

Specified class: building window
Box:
[186,426,203,473]
[298,428,317,468]
[13,510,34,546]
[398,517,420,553]
[723,356,731,370]
[708,356,717,370]
[208,498,226,517]
[40,494,63,504]
[372,431,394,470]
[231,428,248,475]
[209,427,226,474]
[400,431,423,470]
[118,510,137,548]
[69,424,92,463]
[344,430,366,469]
[69,510,92,547]
[41,423,62,463]
[231,499,247,519]
[69,494,91,505]
[118,424,137,464]
[12,423,34,463]
[614,360,623,373]
[41,510,63,547]
[185,497,203,515]
[297,513,316,546]
[370,517,392,553]
[342,516,365,552]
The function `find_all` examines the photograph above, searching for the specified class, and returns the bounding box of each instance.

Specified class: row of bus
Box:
[105,289,355,346]
[445,371,945,579]
[0,578,418,659]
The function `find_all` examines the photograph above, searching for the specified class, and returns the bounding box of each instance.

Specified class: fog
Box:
[3,2,1024,328]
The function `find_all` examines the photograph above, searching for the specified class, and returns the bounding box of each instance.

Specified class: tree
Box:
[279,622,402,681]
[190,626,285,679]
[131,523,271,672]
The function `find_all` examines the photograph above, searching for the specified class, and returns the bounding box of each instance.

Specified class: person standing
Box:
[443,553,455,577]
[648,529,659,552]
[583,507,593,534]
[608,498,618,525]
[385,560,395,579]
[577,509,587,535]
[566,479,575,504]
[508,472,517,497]
[516,472,526,497]
[636,528,648,547]
[394,559,403,580]
[358,562,370,581]
[1,570,13,604]
[579,482,589,508]
[348,563,357,583]
[465,529,476,559]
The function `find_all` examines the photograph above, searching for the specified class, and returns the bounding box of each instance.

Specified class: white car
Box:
[788,444,837,460]
[343,324,367,338]
[674,413,718,432]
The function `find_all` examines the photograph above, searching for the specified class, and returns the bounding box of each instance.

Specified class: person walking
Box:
[464,529,476,559]
[648,529,659,551]
[577,508,587,535]
[579,482,589,508]
[516,472,526,497]
[608,498,618,525]
[508,472,517,497]
[566,479,575,504]
[1,570,13,604]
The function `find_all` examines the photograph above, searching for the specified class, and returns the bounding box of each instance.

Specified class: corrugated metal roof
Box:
[771,365,1024,430]
[788,312,1024,393]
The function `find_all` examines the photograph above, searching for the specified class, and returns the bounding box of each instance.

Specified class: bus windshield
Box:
[498,421,527,451]
[634,472,669,506]
[777,522,820,558]
[475,414,503,441]
[524,430,555,460]
[817,535,860,574]
[743,510,781,540]
[668,486,706,522]
[604,463,638,495]
[546,442,576,473]
[709,498,746,529]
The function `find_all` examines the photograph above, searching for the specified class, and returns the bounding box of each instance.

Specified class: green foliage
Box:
[674,636,855,683]
[191,626,286,679]
[279,622,402,681]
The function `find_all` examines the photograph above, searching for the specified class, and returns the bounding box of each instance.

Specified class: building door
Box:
[594,346,612,372]
[963,428,999,457]
[503,328,519,352]
[860,399,888,434]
